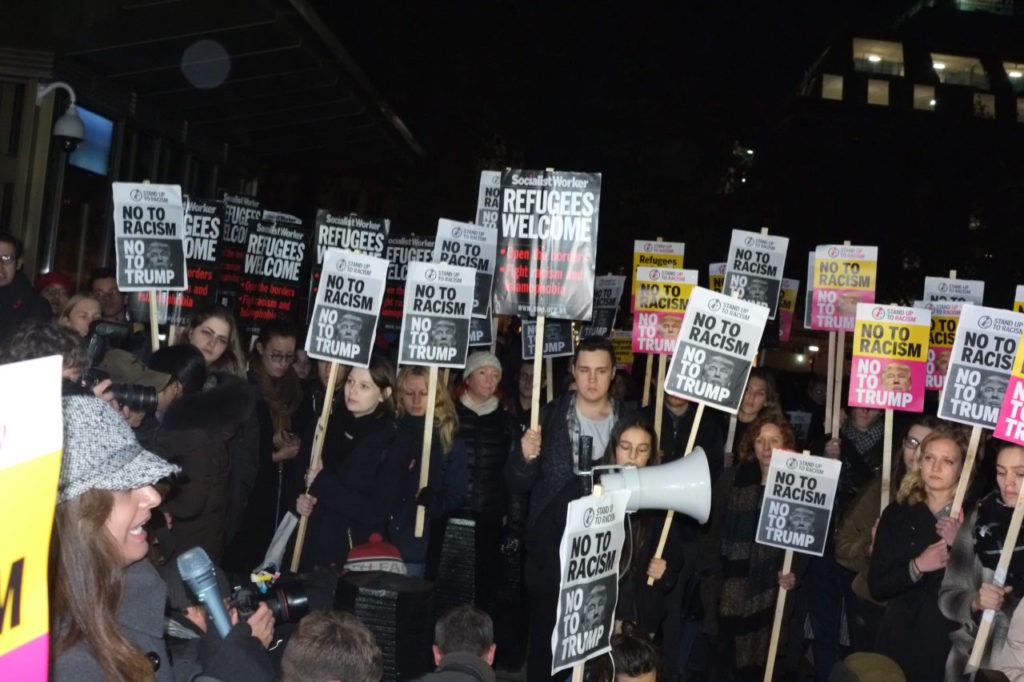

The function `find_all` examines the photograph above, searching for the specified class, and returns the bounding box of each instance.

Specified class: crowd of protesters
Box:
[6,231,1024,682]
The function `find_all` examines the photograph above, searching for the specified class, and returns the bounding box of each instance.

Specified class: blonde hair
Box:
[397,366,459,453]
[896,426,969,506]
[58,294,100,328]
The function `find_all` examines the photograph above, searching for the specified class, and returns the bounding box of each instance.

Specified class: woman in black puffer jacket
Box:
[453,351,527,669]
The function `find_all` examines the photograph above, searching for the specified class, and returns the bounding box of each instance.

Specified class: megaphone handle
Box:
[647,510,675,586]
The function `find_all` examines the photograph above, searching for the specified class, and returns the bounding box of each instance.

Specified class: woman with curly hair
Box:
[706,413,802,681]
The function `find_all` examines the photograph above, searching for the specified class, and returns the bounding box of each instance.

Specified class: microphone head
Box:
[176,546,216,584]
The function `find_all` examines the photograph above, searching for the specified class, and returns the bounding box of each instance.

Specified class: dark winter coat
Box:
[150,379,255,563]
[0,271,51,340]
[388,415,468,565]
[616,509,685,634]
[302,410,412,569]
[53,560,273,682]
[414,652,496,682]
[506,393,632,589]
[455,402,517,519]
[868,501,956,682]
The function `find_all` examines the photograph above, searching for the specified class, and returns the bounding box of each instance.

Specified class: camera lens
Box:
[267,586,309,623]
[110,383,158,413]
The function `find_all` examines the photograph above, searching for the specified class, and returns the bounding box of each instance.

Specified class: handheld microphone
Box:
[577,435,594,495]
[176,546,233,638]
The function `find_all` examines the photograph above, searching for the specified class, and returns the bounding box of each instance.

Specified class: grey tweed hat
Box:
[58,395,179,504]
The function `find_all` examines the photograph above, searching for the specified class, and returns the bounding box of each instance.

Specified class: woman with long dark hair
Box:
[296,356,410,569]
[601,414,684,635]
[52,395,274,681]
[182,304,247,380]
[225,320,302,572]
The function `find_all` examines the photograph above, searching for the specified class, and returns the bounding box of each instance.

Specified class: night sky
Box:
[312,2,993,302]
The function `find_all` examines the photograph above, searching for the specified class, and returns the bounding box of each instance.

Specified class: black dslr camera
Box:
[231,578,311,625]
[80,320,159,413]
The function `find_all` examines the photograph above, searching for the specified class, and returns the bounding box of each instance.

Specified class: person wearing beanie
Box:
[51,394,275,682]
[452,350,527,670]
[35,270,74,317]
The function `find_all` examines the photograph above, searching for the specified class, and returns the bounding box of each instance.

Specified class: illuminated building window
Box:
[931,53,989,89]
[1004,61,1024,92]
[867,79,890,106]
[822,74,843,101]
[974,93,995,118]
[913,85,936,111]
[853,38,904,76]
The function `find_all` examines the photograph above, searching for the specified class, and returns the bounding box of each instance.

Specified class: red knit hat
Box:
[344,533,407,574]
[35,271,74,295]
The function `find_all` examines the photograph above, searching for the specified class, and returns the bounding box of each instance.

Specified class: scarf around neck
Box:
[250,361,302,432]
[459,392,499,416]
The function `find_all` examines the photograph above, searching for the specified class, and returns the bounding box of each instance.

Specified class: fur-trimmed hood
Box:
[161,380,255,433]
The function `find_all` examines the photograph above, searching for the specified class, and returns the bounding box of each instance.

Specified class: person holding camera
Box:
[51,394,275,682]
[147,345,256,564]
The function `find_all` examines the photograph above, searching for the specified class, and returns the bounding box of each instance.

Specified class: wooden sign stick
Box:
[530,315,545,430]
[148,291,160,352]
[647,401,705,586]
[880,409,894,511]
[546,356,554,404]
[825,331,836,433]
[951,426,982,520]
[414,366,439,537]
[290,362,340,571]
[764,448,809,682]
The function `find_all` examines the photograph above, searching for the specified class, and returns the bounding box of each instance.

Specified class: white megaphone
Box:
[599,446,712,524]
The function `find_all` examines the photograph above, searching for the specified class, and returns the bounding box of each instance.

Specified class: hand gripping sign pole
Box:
[647,401,705,587]
[290,362,341,571]
[648,285,748,585]
[965,489,1024,674]
[414,366,440,537]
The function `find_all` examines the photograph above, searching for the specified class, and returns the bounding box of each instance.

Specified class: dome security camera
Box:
[53,104,85,153]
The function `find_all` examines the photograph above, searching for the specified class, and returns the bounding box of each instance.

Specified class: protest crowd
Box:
[6,180,1024,682]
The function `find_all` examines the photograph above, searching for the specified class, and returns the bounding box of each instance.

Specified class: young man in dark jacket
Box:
[506,337,630,681]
